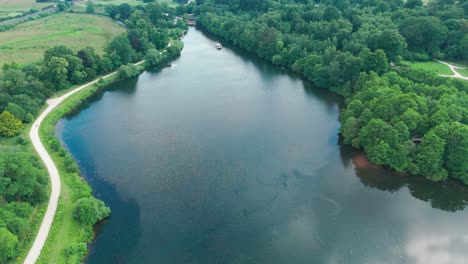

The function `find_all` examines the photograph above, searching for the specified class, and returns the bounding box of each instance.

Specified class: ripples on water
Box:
[57,28,468,264]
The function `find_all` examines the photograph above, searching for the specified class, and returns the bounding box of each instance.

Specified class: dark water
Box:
[57,29,468,264]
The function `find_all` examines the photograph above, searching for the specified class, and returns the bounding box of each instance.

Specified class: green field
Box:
[0,0,51,12]
[0,13,125,65]
[456,68,468,77]
[76,0,177,7]
[402,61,453,75]
[0,0,51,18]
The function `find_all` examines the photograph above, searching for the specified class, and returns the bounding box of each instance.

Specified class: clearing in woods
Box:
[401,61,454,76]
[0,12,125,65]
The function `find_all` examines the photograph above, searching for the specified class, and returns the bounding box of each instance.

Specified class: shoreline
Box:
[25,69,120,264]
[25,42,180,264]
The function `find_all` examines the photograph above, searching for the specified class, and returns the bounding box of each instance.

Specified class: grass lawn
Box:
[402,61,453,76]
[456,68,468,77]
[0,13,125,65]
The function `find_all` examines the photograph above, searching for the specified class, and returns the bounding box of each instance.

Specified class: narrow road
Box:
[24,70,117,264]
[436,60,468,81]
[24,44,170,264]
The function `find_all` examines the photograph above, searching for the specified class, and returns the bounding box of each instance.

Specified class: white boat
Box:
[215,42,222,50]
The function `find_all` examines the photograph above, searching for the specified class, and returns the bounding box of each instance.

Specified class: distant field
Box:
[76,0,177,7]
[0,13,125,65]
[402,61,453,75]
[0,0,51,12]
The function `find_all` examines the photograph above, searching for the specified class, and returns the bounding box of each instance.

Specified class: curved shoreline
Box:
[24,42,171,262]
[24,70,119,264]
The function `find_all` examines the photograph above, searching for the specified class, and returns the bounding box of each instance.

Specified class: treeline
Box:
[0,153,48,263]
[0,2,185,137]
[0,2,185,263]
[194,0,468,183]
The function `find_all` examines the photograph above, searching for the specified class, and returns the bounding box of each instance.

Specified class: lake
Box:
[57,28,468,264]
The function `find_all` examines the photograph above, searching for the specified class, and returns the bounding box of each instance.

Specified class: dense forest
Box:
[0,2,184,262]
[193,0,468,183]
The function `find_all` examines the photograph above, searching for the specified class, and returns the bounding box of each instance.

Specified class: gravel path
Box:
[23,70,118,264]
[23,43,169,263]
[436,60,468,81]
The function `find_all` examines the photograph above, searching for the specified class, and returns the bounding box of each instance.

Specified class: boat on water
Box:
[215,42,222,50]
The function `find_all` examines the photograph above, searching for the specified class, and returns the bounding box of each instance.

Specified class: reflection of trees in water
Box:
[65,77,139,120]
[338,137,468,212]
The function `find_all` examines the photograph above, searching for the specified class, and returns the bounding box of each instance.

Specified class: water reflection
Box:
[57,28,468,264]
[65,77,139,120]
[339,142,468,212]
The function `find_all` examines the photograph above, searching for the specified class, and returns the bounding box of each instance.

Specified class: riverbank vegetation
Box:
[0,1,185,263]
[194,0,467,183]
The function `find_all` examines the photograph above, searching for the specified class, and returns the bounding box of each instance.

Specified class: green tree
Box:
[119,3,132,20]
[323,6,341,21]
[86,1,95,13]
[145,49,163,66]
[5,103,26,121]
[73,197,111,226]
[0,111,24,137]
[341,117,360,145]
[373,29,407,61]
[117,64,140,79]
[404,0,423,9]
[359,48,389,75]
[0,228,18,262]
[43,56,70,90]
[108,34,134,65]
[98,56,114,74]
[415,130,448,181]
[400,16,448,56]
[435,123,468,183]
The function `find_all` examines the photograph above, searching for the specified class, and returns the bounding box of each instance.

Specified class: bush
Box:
[64,242,87,260]
[0,228,18,263]
[0,111,24,137]
[73,197,111,226]
[117,64,140,79]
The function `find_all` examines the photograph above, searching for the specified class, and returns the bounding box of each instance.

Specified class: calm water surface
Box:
[57,29,468,264]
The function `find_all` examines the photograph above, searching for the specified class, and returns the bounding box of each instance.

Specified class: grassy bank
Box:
[33,43,182,263]
[36,76,117,264]
[0,13,124,65]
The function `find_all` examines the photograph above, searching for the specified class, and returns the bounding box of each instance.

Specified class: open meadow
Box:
[0,0,52,18]
[75,0,177,8]
[0,12,125,65]
[402,60,453,75]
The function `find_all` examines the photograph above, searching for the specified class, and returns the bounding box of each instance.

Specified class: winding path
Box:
[24,59,148,264]
[436,60,468,81]
[23,39,172,262]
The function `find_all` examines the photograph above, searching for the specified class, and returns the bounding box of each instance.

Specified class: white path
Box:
[436,60,468,81]
[23,41,172,263]
[23,70,118,264]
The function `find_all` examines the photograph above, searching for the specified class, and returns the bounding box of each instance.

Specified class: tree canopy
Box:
[194,0,468,183]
